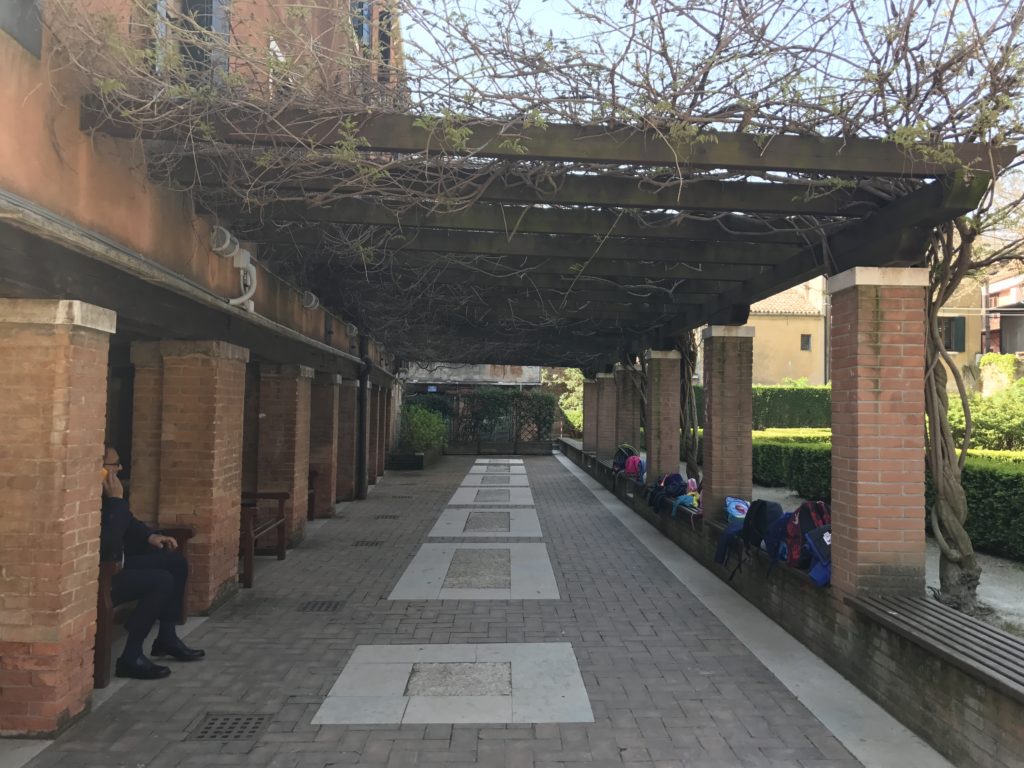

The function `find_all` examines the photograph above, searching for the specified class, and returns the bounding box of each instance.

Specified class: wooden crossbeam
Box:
[253,227,801,266]
[226,199,821,244]
[170,158,877,215]
[82,103,1015,177]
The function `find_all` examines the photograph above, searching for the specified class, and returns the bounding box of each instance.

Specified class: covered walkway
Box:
[10,455,947,768]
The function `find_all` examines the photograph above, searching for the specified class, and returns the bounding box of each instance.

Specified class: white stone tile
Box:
[428,508,542,538]
[403,695,513,724]
[509,543,559,599]
[437,588,513,600]
[327,661,413,697]
[348,644,479,664]
[389,544,558,600]
[512,687,594,723]
[474,459,524,464]
[311,696,408,725]
[448,486,535,506]
[460,474,531,487]
[468,465,527,474]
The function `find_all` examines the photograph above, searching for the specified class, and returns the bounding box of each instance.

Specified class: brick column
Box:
[829,267,929,596]
[595,372,618,461]
[0,300,114,736]
[367,385,381,484]
[614,364,642,449]
[133,341,249,614]
[258,364,313,543]
[376,385,388,480]
[384,388,395,461]
[702,327,754,520]
[309,373,340,518]
[336,381,359,501]
[644,350,681,480]
[581,379,598,453]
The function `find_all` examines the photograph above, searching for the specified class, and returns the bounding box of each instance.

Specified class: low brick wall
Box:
[559,439,1024,768]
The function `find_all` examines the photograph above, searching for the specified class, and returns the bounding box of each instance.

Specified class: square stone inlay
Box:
[476,488,509,502]
[428,508,542,539]
[443,549,511,589]
[388,543,558,599]
[464,510,511,533]
[481,475,511,485]
[312,643,593,725]
[406,662,511,696]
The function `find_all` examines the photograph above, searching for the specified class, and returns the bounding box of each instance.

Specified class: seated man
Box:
[101,446,205,679]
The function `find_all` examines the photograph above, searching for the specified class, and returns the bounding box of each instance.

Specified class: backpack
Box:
[612,443,639,472]
[624,455,643,480]
[725,496,750,523]
[785,500,831,569]
[804,524,832,586]
[764,511,794,568]
[740,500,784,551]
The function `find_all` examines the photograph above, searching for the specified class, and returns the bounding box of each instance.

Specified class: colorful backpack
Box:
[725,496,750,523]
[804,524,832,586]
[612,443,639,472]
[740,500,784,551]
[624,455,644,480]
[785,500,831,569]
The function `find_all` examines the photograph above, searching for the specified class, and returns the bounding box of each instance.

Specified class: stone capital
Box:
[702,325,755,340]
[314,372,344,386]
[827,267,929,295]
[644,349,681,361]
[158,340,250,363]
[0,299,116,334]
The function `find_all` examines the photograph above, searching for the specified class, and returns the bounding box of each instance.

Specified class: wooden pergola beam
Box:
[226,199,824,244]
[253,227,802,267]
[82,103,1015,177]
[170,158,879,215]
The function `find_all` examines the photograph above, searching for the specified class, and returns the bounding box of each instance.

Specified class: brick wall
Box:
[0,300,115,736]
[581,379,597,452]
[644,351,680,480]
[336,381,358,501]
[614,365,642,450]
[367,386,380,484]
[241,362,261,494]
[595,373,617,461]
[560,440,1024,768]
[830,269,928,595]
[309,374,340,518]
[127,347,162,526]
[702,327,754,519]
[257,364,313,543]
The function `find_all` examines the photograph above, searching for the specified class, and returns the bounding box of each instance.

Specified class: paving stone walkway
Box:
[20,455,862,768]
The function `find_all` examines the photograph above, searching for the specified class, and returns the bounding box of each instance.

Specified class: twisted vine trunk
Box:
[925,220,981,612]
[678,333,701,479]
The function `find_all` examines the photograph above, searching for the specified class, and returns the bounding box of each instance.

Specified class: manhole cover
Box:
[353,540,382,547]
[189,714,270,741]
[298,600,344,612]
[376,514,399,520]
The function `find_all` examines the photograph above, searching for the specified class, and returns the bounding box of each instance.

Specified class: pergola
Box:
[81,104,1014,370]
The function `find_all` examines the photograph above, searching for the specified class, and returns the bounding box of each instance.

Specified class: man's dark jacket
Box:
[100,497,154,563]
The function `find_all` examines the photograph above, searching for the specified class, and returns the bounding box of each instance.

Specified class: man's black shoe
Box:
[151,638,206,661]
[115,655,171,680]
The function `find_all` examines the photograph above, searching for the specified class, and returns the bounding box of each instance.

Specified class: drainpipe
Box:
[982,280,990,354]
[356,334,371,500]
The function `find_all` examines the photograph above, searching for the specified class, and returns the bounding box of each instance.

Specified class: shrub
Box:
[691,385,832,428]
[397,404,447,454]
[405,392,452,418]
[949,379,1024,451]
[751,440,832,500]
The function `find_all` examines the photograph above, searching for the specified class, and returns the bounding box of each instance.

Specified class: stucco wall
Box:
[746,314,825,384]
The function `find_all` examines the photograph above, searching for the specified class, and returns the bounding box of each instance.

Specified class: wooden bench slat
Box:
[847,595,1024,706]
[876,596,1024,670]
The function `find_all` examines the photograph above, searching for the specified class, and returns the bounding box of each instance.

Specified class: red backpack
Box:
[785,501,831,568]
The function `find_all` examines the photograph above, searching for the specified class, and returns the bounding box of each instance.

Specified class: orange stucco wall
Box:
[0,13,374,361]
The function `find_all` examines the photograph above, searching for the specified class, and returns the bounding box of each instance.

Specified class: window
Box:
[352,0,372,47]
[800,334,811,351]
[1,0,42,58]
[378,9,392,74]
[939,317,966,352]
[180,0,229,79]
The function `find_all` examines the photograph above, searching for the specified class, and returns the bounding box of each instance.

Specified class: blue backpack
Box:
[804,524,832,586]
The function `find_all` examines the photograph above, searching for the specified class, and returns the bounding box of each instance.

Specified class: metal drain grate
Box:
[353,540,383,547]
[376,514,399,520]
[189,713,270,741]
[298,600,344,612]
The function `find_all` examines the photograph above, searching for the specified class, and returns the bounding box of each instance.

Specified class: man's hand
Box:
[148,534,179,551]
[102,471,124,499]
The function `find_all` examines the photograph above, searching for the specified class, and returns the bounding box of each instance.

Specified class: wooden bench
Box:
[846,594,1024,705]
[239,491,288,589]
[94,526,194,690]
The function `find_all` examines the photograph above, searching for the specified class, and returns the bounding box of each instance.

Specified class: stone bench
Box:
[239,491,288,589]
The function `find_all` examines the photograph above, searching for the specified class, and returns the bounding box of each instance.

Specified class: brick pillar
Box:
[309,373,340,518]
[241,362,260,494]
[384,388,395,461]
[829,267,929,596]
[614,364,642,449]
[702,327,754,520]
[128,345,163,527]
[581,379,597,452]
[376,385,388,480]
[367,385,381,484]
[595,373,618,461]
[336,381,358,501]
[0,300,114,736]
[258,364,313,543]
[644,350,681,480]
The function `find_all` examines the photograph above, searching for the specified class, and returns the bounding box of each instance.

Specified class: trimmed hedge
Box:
[692,385,832,429]
[751,437,1024,562]
[397,404,447,454]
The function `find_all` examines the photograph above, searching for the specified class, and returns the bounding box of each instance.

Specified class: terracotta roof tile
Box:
[751,289,821,315]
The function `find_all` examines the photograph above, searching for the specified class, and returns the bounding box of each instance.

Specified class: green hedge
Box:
[692,385,832,429]
[397,404,447,453]
[751,437,1024,561]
